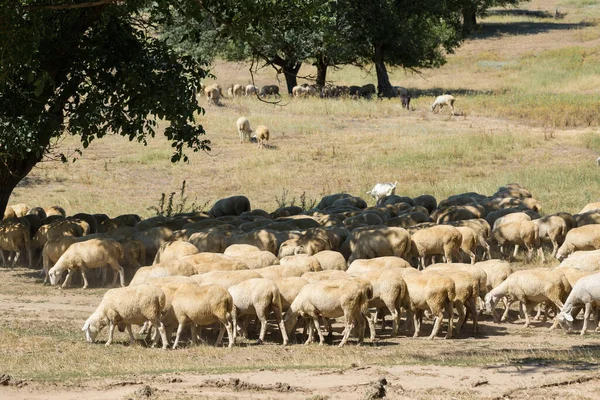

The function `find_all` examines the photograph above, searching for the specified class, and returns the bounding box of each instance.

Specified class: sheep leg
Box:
[272,304,289,346]
[419,256,426,270]
[537,247,546,263]
[466,297,478,336]
[81,268,90,289]
[534,304,543,321]
[412,310,422,338]
[172,323,185,350]
[581,303,593,336]
[428,314,443,340]
[454,301,466,335]
[386,301,400,337]
[522,303,532,328]
[256,307,269,345]
[445,300,454,339]
[339,312,355,347]
[513,245,520,259]
[154,320,169,349]
[548,298,565,330]
[106,321,116,347]
[125,324,135,345]
[312,317,326,346]
[109,259,125,287]
[189,323,197,346]
[62,269,76,288]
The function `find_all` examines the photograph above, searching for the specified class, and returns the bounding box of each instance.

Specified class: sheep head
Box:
[82,313,107,343]
[556,311,573,333]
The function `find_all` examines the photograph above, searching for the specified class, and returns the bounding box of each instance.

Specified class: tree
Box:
[341,0,465,97]
[460,0,526,35]
[0,1,210,217]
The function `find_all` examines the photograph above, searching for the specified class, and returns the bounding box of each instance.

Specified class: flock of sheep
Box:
[3,182,600,349]
[201,82,455,115]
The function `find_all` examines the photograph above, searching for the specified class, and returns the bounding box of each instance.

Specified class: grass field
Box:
[2,0,600,398]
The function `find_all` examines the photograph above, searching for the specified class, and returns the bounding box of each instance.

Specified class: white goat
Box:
[366,182,397,200]
[430,94,455,115]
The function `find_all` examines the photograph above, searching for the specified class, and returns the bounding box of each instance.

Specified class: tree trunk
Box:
[462,3,478,35]
[0,152,44,219]
[273,56,302,95]
[374,44,396,98]
[315,54,328,88]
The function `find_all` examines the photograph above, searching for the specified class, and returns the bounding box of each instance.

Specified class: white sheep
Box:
[236,116,253,143]
[556,272,600,335]
[82,284,169,348]
[245,84,258,97]
[596,156,600,166]
[430,94,455,115]
[366,182,397,200]
[556,224,600,261]
[49,238,125,289]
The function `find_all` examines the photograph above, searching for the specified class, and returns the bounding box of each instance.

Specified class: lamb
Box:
[397,268,456,339]
[485,268,570,328]
[283,278,370,346]
[49,238,125,289]
[533,215,567,258]
[491,219,545,262]
[82,284,169,348]
[408,224,463,269]
[430,94,455,114]
[366,182,397,201]
[153,240,199,264]
[171,283,235,348]
[556,272,600,335]
[556,224,600,261]
[228,278,289,345]
[255,125,270,149]
[236,116,252,143]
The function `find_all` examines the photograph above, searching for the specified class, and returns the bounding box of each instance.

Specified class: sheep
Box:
[556,250,600,272]
[260,85,280,97]
[301,270,350,282]
[475,259,514,322]
[223,244,262,256]
[42,236,80,284]
[181,253,249,274]
[129,260,197,286]
[48,238,125,289]
[245,84,258,97]
[236,116,252,143]
[579,202,600,214]
[255,125,270,149]
[230,84,245,97]
[227,250,279,269]
[0,219,31,268]
[397,268,456,339]
[430,94,455,114]
[153,240,199,264]
[443,219,491,260]
[491,219,544,262]
[292,85,308,98]
[412,195,437,214]
[312,250,347,271]
[400,94,411,110]
[255,258,321,280]
[204,83,222,106]
[556,272,600,335]
[346,256,411,275]
[190,270,263,289]
[133,226,174,263]
[209,196,251,218]
[228,229,278,254]
[408,224,463,269]
[359,84,376,98]
[597,156,600,166]
[533,215,567,258]
[82,284,169,348]
[345,226,412,264]
[423,267,480,335]
[366,182,397,201]
[455,226,478,264]
[228,278,289,345]
[574,211,600,227]
[283,278,370,346]
[45,205,67,217]
[556,224,600,261]
[187,231,227,253]
[384,212,432,229]
[171,283,235,348]
[485,268,570,328]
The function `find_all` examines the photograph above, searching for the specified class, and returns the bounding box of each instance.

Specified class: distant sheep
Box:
[366,182,397,200]
[236,117,252,143]
[245,85,258,97]
[260,85,280,97]
[430,94,455,115]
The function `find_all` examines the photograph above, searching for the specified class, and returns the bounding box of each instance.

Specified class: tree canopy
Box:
[0,1,210,216]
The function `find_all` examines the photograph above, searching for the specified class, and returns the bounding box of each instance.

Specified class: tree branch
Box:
[23,0,122,11]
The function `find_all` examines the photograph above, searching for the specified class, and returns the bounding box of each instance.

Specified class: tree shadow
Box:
[486,9,557,19]
[472,20,595,40]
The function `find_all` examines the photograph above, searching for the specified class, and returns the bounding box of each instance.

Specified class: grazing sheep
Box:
[596,156,600,166]
[182,253,249,274]
[45,205,67,217]
[574,211,600,227]
[171,284,235,348]
[408,225,463,269]
[345,227,412,264]
[283,279,370,346]
[48,238,125,289]
[255,125,270,149]
[260,85,280,97]
[223,244,262,256]
[273,277,309,312]
[556,272,600,335]
[228,229,278,254]
[128,260,197,286]
[229,278,289,345]
[245,84,258,96]
[556,250,600,272]
[187,230,227,253]
[430,94,455,114]
[485,268,570,328]
[475,259,514,322]
[236,116,252,143]
[82,284,169,348]
[398,269,456,339]
[42,236,80,283]
[255,258,321,280]
[444,219,491,260]
[190,270,263,289]
[492,219,544,262]
[227,251,279,269]
[153,240,199,265]
[230,84,245,97]
[412,195,437,214]
[301,270,350,282]
[556,224,600,261]
[204,83,222,106]
[400,94,411,109]
[312,250,347,271]
[133,226,174,263]
[455,226,478,264]
[346,256,411,275]
[366,182,397,200]
[579,202,600,214]
[359,84,376,98]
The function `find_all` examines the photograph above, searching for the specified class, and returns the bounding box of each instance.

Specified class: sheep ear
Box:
[564,313,574,322]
